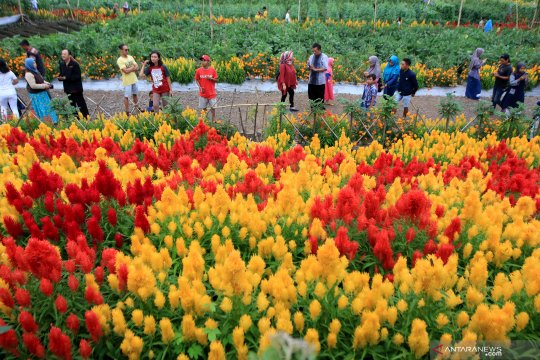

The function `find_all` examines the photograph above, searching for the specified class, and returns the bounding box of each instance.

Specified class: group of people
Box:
[0,39,531,124]
[277,44,419,118]
[465,50,529,112]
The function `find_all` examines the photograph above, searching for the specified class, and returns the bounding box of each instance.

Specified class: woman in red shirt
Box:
[277,51,298,112]
[140,51,172,112]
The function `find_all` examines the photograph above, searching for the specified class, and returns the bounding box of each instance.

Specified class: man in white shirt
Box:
[285,10,291,23]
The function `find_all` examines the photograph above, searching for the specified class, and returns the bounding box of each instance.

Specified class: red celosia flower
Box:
[0,288,14,308]
[24,238,62,283]
[94,266,104,284]
[87,217,104,244]
[19,311,38,333]
[423,239,438,255]
[79,339,92,359]
[68,274,79,292]
[107,208,117,227]
[14,288,31,308]
[405,228,416,243]
[435,205,445,218]
[40,278,54,296]
[115,233,123,248]
[3,216,23,239]
[85,310,103,342]
[84,286,103,305]
[134,205,150,233]
[118,263,128,291]
[55,295,68,314]
[66,313,80,334]
[436,243,455,264]
[0,320,18,353]
[48,326,72,360]
[41,216,60,242]
[309,236,318,254]
[64,260,76,273]
[101,249,118,273]
[23,332,45,358]
[443,217,461,242]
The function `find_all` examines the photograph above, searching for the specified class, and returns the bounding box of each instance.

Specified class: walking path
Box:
[15,79,540,98]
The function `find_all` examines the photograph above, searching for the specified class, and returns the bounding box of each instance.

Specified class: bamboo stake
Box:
[298,0,301,22]
[457,0,464,27]
[209,0,214,41]
[373,0,377,31]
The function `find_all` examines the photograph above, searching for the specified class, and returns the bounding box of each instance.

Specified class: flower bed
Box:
[0,115,539,359]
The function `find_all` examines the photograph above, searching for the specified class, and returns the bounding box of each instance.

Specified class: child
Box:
[195,55,218,121]
[361,74,378,110]
[396,58,418,118]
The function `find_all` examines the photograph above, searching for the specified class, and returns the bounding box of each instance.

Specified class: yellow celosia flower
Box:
[160,318,175,343]
[515,312,529,332]
[131,309,143,327]
[208,340,226,360]
[220,297,233,313]
[309,299,321,320]
[111,308,127,335]
[329,319,341,334]
[144,315,156,335]
[436,313,449,328]
[120,330,144,360]
[337,295,348,309]
[304,328,320,353]
[456,311,470,327]
[407,319,429,359]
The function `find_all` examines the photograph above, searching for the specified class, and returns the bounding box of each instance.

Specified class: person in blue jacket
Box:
[383,55,400,97]
[484,19,493,32]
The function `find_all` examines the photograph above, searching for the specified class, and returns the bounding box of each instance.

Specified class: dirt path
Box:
[16,89,540,133]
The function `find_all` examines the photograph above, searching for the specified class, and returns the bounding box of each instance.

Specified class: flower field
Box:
[0,113,539,359]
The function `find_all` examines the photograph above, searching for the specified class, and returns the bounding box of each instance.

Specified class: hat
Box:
[200,55,211,61]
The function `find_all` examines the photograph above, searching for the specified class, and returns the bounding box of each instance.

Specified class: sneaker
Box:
[289,107,299,112]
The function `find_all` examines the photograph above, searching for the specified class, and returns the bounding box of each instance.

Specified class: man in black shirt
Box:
[58,49,89,119]
[19,40,46,78]
[396,58,419,118]
[492,54,512,109]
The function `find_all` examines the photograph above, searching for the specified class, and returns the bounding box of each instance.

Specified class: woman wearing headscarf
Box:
[382,55,400,97]
[277,51,298,112]
[501,62,528,111]
[465,48,485,100]
[324,57,335,105]
[365,56,381,81]
[484,19,492,32]
[24,58,58,123]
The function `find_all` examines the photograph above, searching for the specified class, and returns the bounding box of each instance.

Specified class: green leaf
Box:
[204,327,221,342]
[0,326,12,334]
[188,344,203,359]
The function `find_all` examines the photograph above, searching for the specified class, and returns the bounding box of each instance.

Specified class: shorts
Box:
[395,93,412,107]
[124,83,139,97]
[199,97,217,109]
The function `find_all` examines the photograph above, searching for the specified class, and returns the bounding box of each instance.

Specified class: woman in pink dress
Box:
[324,57,334,105]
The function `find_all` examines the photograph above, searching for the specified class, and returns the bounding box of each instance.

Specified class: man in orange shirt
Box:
[195,55,218,121]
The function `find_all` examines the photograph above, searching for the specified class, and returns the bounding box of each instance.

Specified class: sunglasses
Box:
[123,48,129,51]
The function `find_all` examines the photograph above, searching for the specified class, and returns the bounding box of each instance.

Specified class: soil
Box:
[0,19,83,39]
[16,88,540,135]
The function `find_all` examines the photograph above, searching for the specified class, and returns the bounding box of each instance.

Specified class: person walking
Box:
[195,55,218,121]
[117,44,140,115]
[361,74,378,110]
[24,58,58,124]
[364,55,382,91]
[0,59,19,121]
[500,62,528,111]
[324,57,335,105]
[307,43,328,107]
[19,40,46,78]
[277,51,298,112]
[484,19,493,32]
[285,9,291,23]
[58,49,89,119]
[382,55,400,97]
[123,2,129,15]
[492,54,512,109]
[396,58,418,118]
[465,48,485,100]
[139,51,172,112]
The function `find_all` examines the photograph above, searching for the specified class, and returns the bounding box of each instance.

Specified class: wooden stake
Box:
[210,0,214,41]
[373,0,377,31]
[298,0,301,22]
[457,0,464,27]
